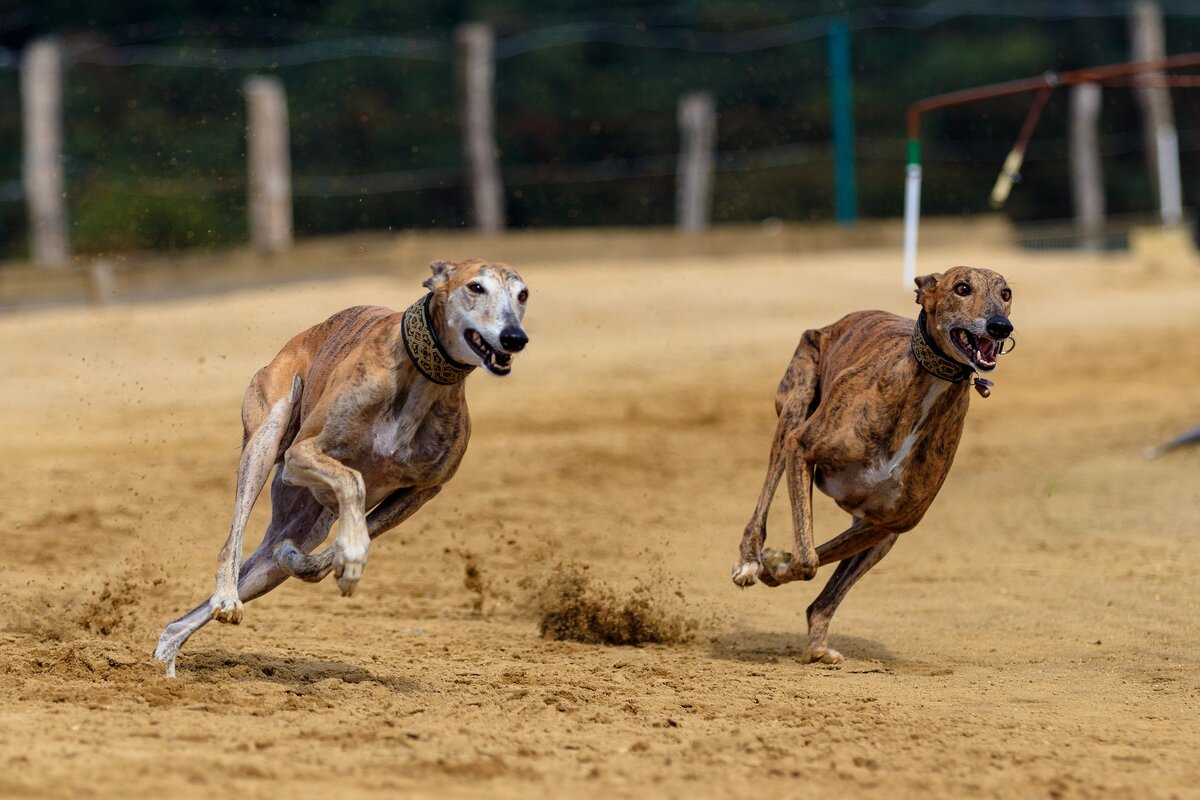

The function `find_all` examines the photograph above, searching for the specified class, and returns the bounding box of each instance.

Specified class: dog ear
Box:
[914,273,941,309]
[423,260,455,290]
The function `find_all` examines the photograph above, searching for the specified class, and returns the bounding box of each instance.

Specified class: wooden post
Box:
[1069,83,1105,249]
[676,91,716,233]
[87,259,116,306]
[244,76,293,253]
[20,37,69,267]
[456,23,504,233]
[1130,0,1183,225]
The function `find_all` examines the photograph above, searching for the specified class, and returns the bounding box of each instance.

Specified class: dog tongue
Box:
[979,338,996,360]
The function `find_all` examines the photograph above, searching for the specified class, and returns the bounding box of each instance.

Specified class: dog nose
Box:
[986,315,1013,339]
[499,327,528,352]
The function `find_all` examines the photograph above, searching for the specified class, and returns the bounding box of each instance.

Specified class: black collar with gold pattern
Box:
[401,294,475,385]
[910,311,974,384]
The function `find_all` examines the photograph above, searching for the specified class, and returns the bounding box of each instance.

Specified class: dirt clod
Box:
[534,563,693,646]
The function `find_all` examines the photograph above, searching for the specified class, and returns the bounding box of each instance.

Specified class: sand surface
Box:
[1,238,1198,799]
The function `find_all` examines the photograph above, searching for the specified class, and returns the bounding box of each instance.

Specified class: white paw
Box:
[731,560,762,587]
[333,542,368,597]
[153,640,178,678]
[209,594,244,625]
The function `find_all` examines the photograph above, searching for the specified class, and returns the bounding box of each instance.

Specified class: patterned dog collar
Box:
[401,294,476,385]
[910,311,974,384]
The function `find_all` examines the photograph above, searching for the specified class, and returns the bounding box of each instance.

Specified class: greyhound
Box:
[154,259,529,677]
[731,266,1014,664]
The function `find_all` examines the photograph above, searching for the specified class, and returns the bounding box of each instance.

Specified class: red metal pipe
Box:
[1103,75,1200,88]
[907,52,1200,139]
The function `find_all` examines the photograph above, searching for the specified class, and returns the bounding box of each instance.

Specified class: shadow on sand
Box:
[181,649,421,692]
[707,627,897,667]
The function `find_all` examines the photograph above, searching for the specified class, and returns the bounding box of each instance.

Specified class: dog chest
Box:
[371,384,445,459]
[816,380,953,516]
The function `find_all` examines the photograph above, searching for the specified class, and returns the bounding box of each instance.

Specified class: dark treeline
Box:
[0,1,1198,256]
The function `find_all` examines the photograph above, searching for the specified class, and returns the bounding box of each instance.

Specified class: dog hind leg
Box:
[210,373,302,624]
[275,486,442,581]
[154,475,328,677]
[815,517,894,566]
[732,330,821,588]
[802,532,898,664]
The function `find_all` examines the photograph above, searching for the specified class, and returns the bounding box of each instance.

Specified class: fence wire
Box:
[3,2,1200,69]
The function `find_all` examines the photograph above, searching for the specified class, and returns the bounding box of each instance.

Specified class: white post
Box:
[902,162,922,288]
[20,37,69,267]
[1130,0,1183,226]
[456,22,504,233]
[1069,82,1105,247]
[676,91,716,233]
[1155,124,1183,227]
[244,76,293,254]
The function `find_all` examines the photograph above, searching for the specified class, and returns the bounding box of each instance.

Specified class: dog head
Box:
[424,258,529,377]
[914,266,1013,373]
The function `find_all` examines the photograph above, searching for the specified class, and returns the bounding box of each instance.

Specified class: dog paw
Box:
[333,543,367,597]
[761,547,817,583]
[335,560,363,596]
[152,640,178,678]
[209,594,244,625]
[801,646,844,665]
[731,560,762,587]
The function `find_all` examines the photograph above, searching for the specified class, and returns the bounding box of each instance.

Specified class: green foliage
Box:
[0,1,1197,255]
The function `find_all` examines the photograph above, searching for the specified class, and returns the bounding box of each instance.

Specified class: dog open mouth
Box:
[465,329,513,376]
[950,328,998,371]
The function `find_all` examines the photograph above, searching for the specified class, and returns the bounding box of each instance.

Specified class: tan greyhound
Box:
[731,266,1014,664]
[155,258,529,677]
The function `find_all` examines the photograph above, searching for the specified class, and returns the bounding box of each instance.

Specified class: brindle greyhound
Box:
[731,266,1014,664]
[154,258,529,677]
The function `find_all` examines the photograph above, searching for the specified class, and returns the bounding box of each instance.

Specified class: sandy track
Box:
[1,241,1198,799]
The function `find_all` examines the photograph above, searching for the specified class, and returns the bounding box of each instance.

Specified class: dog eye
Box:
[517,289,528,303]
[467,282,486,295]
[953,282,971,297]
[1000,288,1012,302]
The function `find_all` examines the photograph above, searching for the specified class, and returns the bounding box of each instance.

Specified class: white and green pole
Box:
[902,137,922,289]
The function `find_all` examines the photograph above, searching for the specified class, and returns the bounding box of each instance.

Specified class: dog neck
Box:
[400,293,475,385]
[910,311,975,385]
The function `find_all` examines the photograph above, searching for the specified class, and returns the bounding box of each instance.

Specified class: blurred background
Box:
[0,0,1197,260]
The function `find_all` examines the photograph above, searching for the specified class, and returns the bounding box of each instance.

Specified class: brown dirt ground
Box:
[1,236,1198,799]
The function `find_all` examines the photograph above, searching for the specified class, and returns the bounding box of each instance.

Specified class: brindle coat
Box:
[732,266,1014,664]
[154,259,528,677]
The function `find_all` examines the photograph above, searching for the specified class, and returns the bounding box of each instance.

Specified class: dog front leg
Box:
[282,439,370,596]
[803,533,898,664]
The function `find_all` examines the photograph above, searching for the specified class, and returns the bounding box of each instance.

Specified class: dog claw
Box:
[335,561,363,596]
[333,547,366,596]
[731,560,762,587]
[209,595,244,625]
